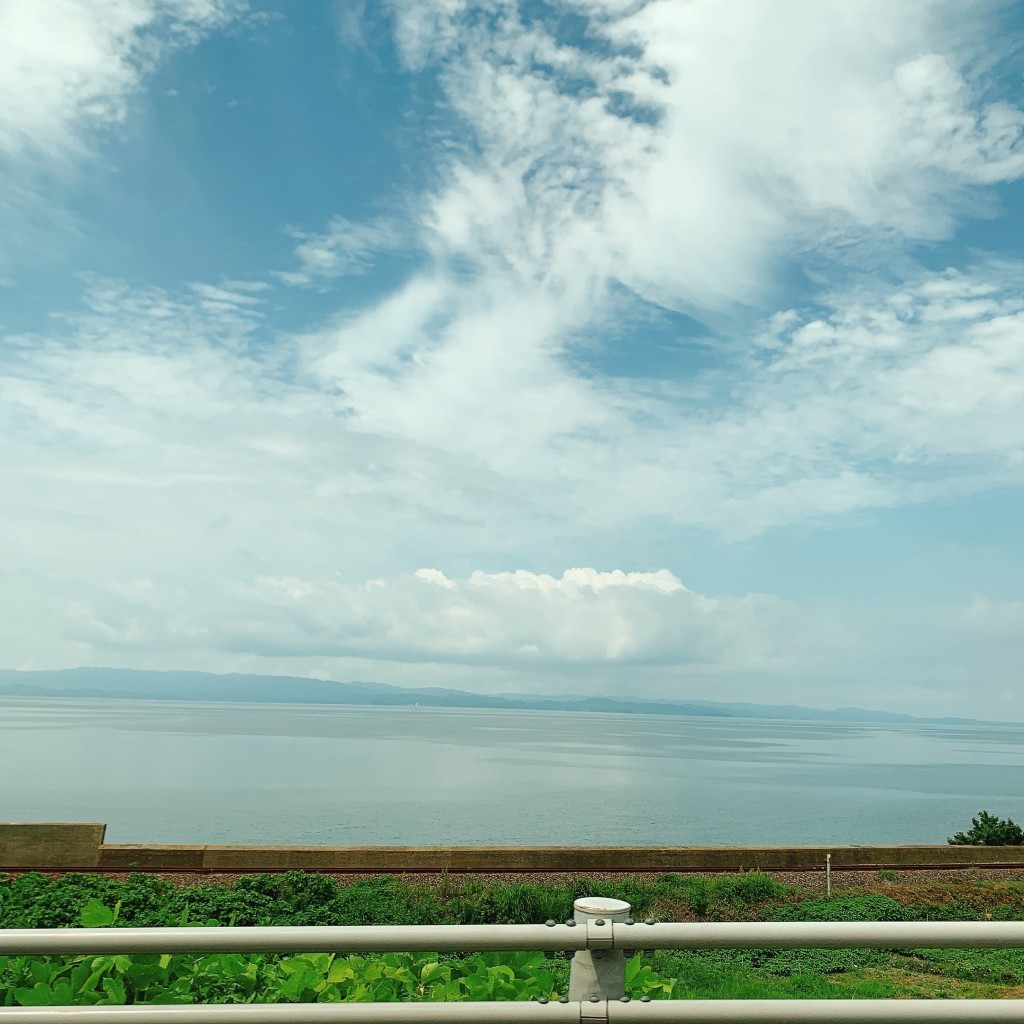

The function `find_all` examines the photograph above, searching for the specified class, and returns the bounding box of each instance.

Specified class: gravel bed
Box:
[16,866,1024,892]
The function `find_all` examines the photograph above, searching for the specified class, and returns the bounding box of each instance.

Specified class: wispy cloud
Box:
[2,264,1023,712]
[388,0,1024,310]
[0,0,243,163]
[3,1,1024,711]
[287,0,1024,537]
[0,0,246,265]
[8,559,1024,717]
[276,216,407,287]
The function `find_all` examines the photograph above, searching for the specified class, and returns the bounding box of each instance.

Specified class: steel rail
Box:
[611,1002,1024,1023]
[0,1005,569,1024]
[6,862,1024,875]
[3,1001,1024,1024]
[0,923,587,955]
[4,921,1024,956]
[612,920,1024,949]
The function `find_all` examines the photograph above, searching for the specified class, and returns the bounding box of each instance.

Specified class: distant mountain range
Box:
[0,667,992,725]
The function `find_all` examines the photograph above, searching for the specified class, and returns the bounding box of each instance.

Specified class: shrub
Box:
[772,894,906,922]
[948,810,1024,846]
[683,878,711,917]
[709,872,787,907]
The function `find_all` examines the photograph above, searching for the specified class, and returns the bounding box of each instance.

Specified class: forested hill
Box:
[0,667,990,725]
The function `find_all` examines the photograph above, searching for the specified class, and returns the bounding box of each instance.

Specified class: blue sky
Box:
[3,0,1024,718]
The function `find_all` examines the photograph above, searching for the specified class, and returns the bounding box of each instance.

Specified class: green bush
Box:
[948,810,1024,846]
[6,869,1024,1005]
[0,947,568,1006]
[683,878,711,916]
[650,872,786,917]
[709,872,787,907]
[0,896,686,1007]
[0,872,670,931]
[771,894,906,922]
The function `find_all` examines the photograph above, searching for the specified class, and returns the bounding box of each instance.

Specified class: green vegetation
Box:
[949,810,1024,846]
[0,947,576,1007]
[3,870,1024,1005]
[0,873,668,930]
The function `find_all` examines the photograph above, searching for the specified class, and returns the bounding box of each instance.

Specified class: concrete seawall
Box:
[5,823,1024,873]
[0,823,107,868]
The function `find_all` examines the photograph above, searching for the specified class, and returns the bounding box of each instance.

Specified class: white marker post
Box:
[567,896,632,1002]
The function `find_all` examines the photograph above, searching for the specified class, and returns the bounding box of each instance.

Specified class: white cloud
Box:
[0,0,244,266]
[0,0,243,163]
[295,258,1024,541]
[77,566,815,671]
[631,263,1024,538]
[386,0,1024,314]
[276,216,408,287]
[1,272,1022,715]
[4,2,1024,714]
[24,1,1024,543]
[285,0,1024,537]
[5,262,1024,627]
[6,559,1024,718]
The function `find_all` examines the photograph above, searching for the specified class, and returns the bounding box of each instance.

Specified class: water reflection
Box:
[1,698,1022,846]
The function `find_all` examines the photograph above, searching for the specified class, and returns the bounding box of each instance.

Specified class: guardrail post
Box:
[568,896,631,1002]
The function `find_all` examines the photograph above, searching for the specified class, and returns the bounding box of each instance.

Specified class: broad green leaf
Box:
[79,900,115,928]
[294,953,333,974]
[278,967,319,1001]
[100,977,127,1004]
[13,984,55,1007]
[27,960,52,986]
[419,961,450,986]
[125,963,168,990]
[327,963,355,984]
[52,979,76,1003]
[443,979,464,1001]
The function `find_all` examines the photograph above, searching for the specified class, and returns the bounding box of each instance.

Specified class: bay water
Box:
[2,697,1022,846]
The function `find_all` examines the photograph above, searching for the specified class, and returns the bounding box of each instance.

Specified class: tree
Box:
[948,809,1024,846]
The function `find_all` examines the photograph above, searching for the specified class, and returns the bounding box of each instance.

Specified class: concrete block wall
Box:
[4,823,1024,872]
[0,823,106,868]
[93,843,1024,873]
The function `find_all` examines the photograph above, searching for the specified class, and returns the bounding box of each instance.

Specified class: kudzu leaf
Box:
[277,967,318,1000]
[79,900,115,928]
[14,984,55,1007]
[327,963,355,984]
[125,963,168,990]
[27,960,52,986]
[100,977,127,1004]
[419,962,449,986]
[295,953,333,974]
[52,979,75,1003]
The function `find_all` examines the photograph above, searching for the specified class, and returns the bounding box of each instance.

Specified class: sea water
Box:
[1,697,1022,845]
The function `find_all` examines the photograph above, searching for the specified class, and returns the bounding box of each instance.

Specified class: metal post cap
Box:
[572,897,632,917]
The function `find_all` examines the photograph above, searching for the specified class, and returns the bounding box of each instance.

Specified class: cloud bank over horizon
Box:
[2,1,1024,718]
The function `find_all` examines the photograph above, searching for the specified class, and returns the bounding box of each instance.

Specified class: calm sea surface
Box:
[2,698,1023,845]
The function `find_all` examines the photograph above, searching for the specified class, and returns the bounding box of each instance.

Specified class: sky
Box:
[2,0,1024,720]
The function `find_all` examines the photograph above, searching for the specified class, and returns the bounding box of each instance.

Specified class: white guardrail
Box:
[3,897,1024,1023]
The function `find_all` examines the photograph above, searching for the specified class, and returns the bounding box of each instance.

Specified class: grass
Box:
[652,947,1024,1000]
[4,870,1024,1002]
